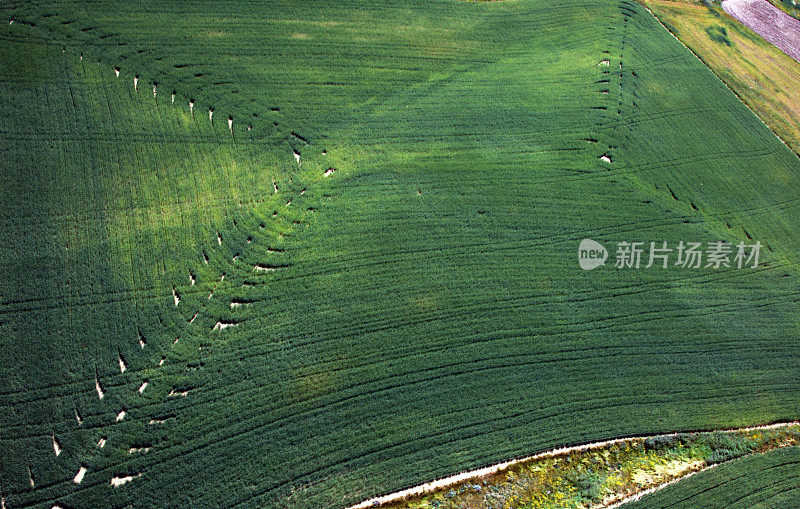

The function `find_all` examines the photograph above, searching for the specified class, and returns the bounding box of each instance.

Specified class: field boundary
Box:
[638,1,800,158]
[347,421,799,508]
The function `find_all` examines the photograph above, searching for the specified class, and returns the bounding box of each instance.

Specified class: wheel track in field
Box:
[0,230,789,402]
[5,195,791,318]
[29,278,800,500]
[638,0,800,160]
[31,377,798,508]
[9,202,796,496]
[0,12,327,505]
[593,0,800,272]
[0,242,794,409]
[3,2,800,507]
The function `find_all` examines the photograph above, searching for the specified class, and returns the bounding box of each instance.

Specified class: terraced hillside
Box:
[1,0,800,507]
[624,446,800,508]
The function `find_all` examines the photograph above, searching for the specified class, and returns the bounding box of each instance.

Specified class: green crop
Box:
[1,0,799,507]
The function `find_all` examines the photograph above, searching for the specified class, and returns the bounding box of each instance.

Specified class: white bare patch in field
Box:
[159,356,166,366]
[110,473,141,487]
[80,53,83,61]
[148,418,169,425]
[230,301,251,309]
[600,155,612,163]
[189,100,195,114]
[95,377,105,400]
[118,355,127,373]
[75,409,83,425]
[189,271,196,285]
[173,337,180,345]
[171,92,175,103]
[73,466,87,484]
[208,291,214,300]
[228,116,233,132]
[138,382,148,394]
[272,179,279,194]
[233,254,239,262]
[139,334,146,349]
[128,447,150,454]
[286,200,292,207]
[152,84,157,97]
[324,167,337,177]
[97,437,107,448]
[221,273,226,281]
[254,265,278,272]
[173,287,180,307]
[217,232,222,246]
[115,67,120,77]
[209,108,214,122]
[116,410,127,422]
[598,59,610,66]
[168,388,189,397]
[53,435,62,456]
[293,148,301,167]
[28,467,35,487]
[133,75,138,91]
[189,312,198,324]
[213,321,237,331]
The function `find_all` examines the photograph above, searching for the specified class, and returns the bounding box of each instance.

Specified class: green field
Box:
[623,446,800,508]
[2,0,800,507]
